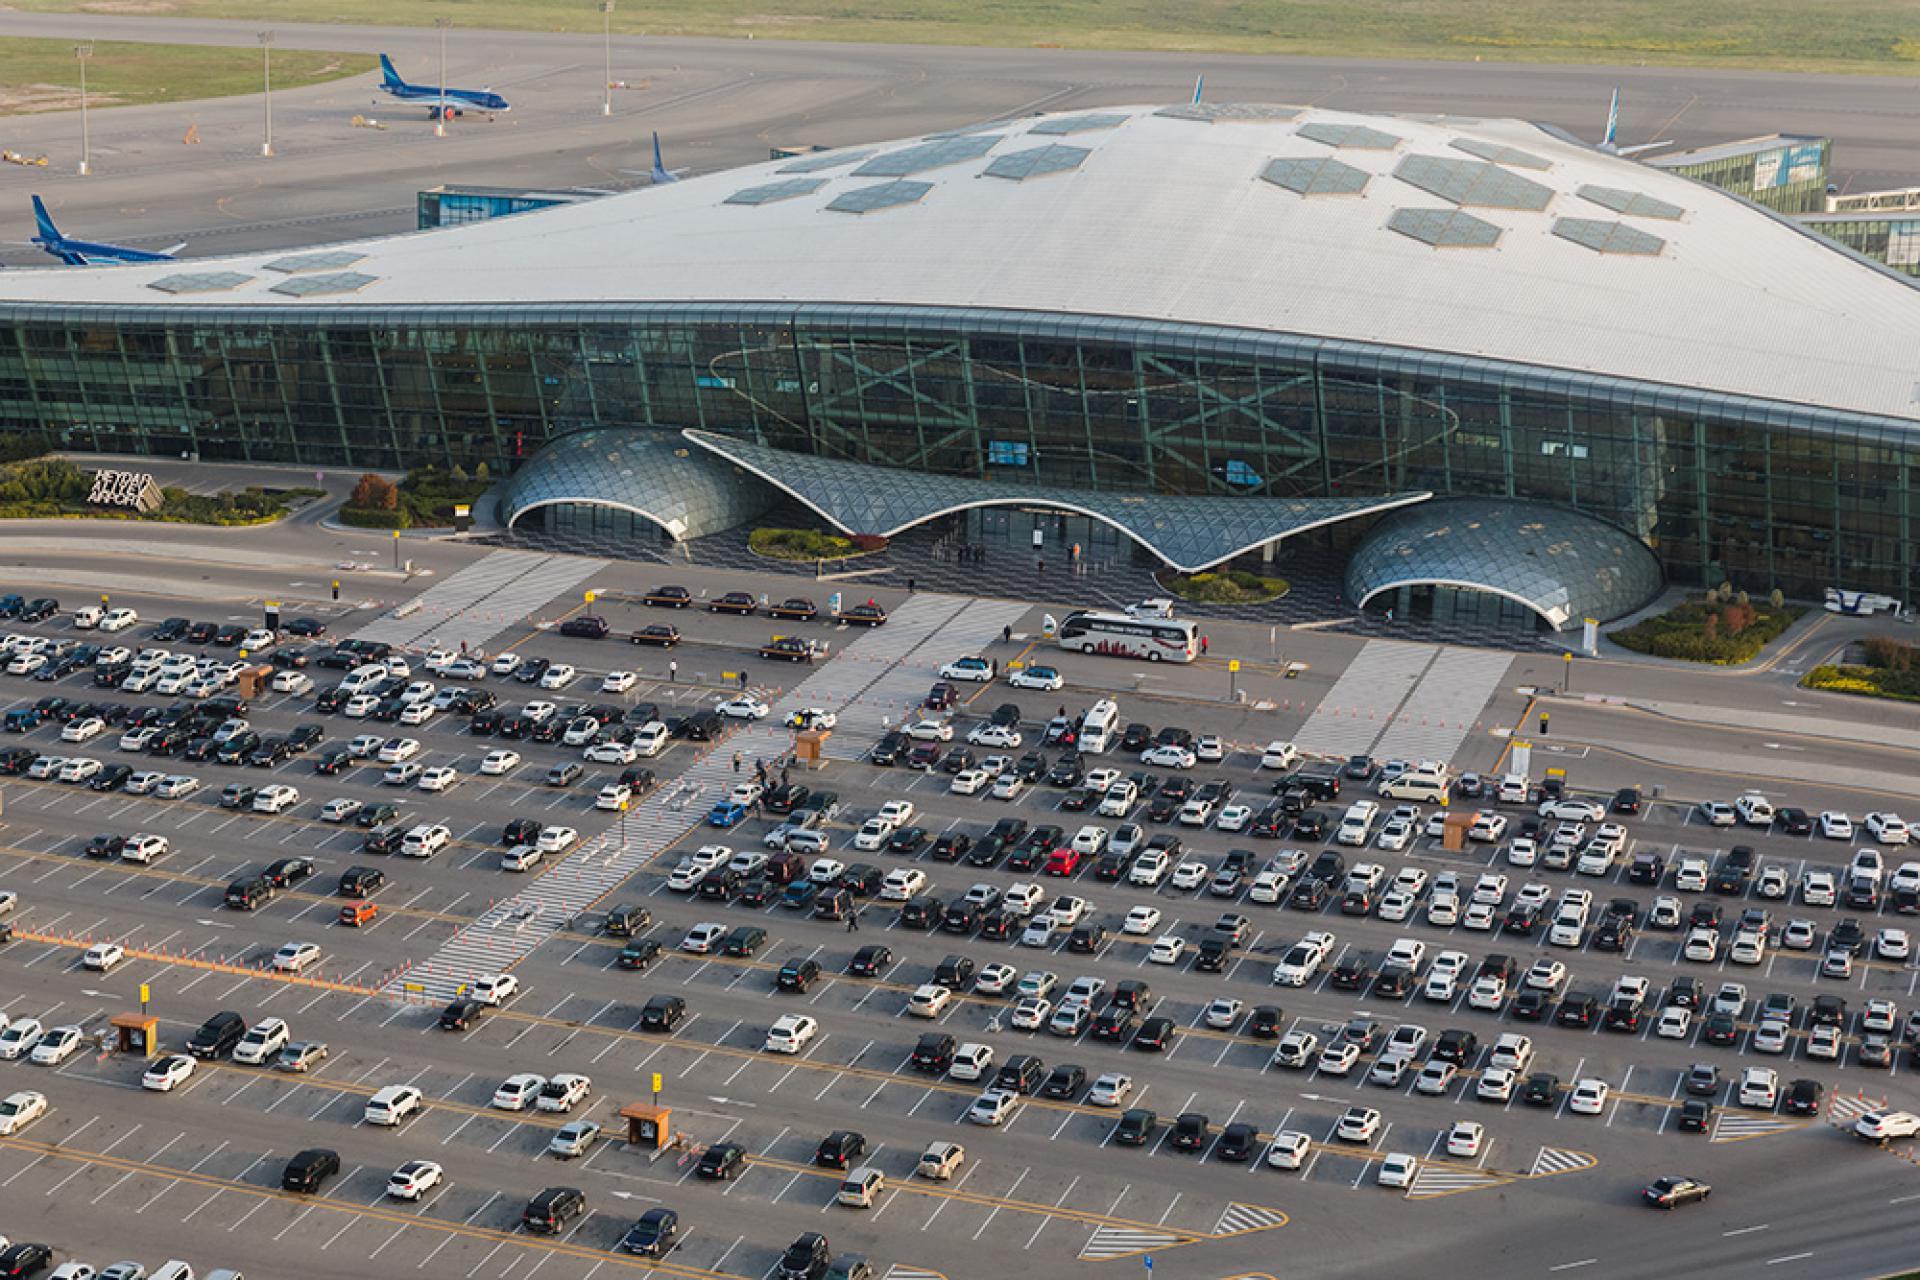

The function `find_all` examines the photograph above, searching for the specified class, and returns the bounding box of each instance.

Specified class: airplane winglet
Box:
[1192,74,1204,104]
[29,195,57,243]
[650,132,679,184]
[1604,87,1620,150]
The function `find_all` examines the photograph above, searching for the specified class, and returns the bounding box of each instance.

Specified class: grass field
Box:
[0,37,369,115]
[10,0,1920,72]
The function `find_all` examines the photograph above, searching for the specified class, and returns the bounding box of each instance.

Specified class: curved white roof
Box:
[7,104,1919,422]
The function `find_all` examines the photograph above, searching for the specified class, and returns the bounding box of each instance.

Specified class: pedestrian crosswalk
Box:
[1406,1163,1507,1198]
[881,1267,948,1280]
[1078,1227,1188,1261]
[387,590,1025,1000]
[1710,1113,1806,1143]
[351,549,608,653]
[1369,646,1511,764]
[1213,1202,1287,1234]
[1829,1092,1883,1125]
[1528,1146,1598,1177]
[1292,640,1437,757]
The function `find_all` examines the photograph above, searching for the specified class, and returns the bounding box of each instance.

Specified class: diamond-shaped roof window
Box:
[147,272,253,294]
[264,250,366,274]
[984,144,1090,182]
[1395,155,1554,210]
[1552,217,1666,255]
[1577,184,1685,220]
[1155,103,1300,123]
[826,180,934,215]
[1028,112,1129,136]
[725,177,828,206]
[1449,137,1552,170]
[854,136,1000,177]
[269,271,378,296]
[1297,122,1401,150]
[1387,208,1503,248]
[1259,156,1370,196]
[778,149,875,174]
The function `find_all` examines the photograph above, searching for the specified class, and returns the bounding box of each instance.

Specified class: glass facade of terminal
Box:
[0,301,1913,600]
[1649,138,1830,215]
[1800,215,1920,278]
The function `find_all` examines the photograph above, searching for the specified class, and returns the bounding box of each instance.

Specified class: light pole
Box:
[259,31,274,157]
[74,44,92,175]
[434,18,451,138]
[600,0,614,116]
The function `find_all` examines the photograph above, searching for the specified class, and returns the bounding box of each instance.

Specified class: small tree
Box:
[1736,589,1750,608]
[1702,611,1720,641]
[473,461,491,484]
[449,463,469,483]
[350,473,398,511]
[1769,588,1785,610]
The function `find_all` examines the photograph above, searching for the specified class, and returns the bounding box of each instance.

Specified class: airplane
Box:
[620,132,684,185]
[377,53,510,117]
[1193,74,1204,104]
[1598,88,1672,157]
[28,195,182,266]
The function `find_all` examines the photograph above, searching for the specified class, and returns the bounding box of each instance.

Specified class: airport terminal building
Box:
[1,104,1917,627]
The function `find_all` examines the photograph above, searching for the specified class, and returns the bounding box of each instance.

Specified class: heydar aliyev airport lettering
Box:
[87,469,163,512]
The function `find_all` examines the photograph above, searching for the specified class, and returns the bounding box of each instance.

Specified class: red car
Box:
[1044,848,1083,876]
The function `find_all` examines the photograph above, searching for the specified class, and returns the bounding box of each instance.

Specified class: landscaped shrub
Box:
[1160,570,1290,604]
[749,528,862,560]
[1609,595,1802,664]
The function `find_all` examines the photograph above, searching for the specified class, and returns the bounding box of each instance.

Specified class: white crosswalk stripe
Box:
[1213,1202,1286,1233]
[881,1268,948,1280]
[1711,1113,1804,1142]
[1406,1164,1506,1198]
[1369,647,1511,765]
[1078,1227,1185,1261]
[351,549,608,652]
[1292,640,1437,757]
[387,591,1024,1001]
[1828,1093,1884,1124]
[1529,1146,1597,1177]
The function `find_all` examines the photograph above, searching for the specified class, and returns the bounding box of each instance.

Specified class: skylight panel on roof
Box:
[1387,208,1503,248]
[1449,137,1552,170]
[984,144,1091,182]
[926,121,1010,138]
[826,180,934,215]
[1551,217,1666,256]
[1028,113,1129,135]
[264,250,367,274]
[1394,155,1554,211]
[1577,184,1685,220]
[1259,156,1370,196]
[854,136,1000,177]
[147,272,253,294]
[778,149,875,174]
[1296,122,1401,150]
[725,178,829,206]
[269,271,378,296]
[1155,103,1301,123]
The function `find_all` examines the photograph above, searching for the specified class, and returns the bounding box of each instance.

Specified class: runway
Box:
[0,12,1916,262]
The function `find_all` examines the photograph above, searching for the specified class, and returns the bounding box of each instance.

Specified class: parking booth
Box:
[110,1012,157,1056]
[793,728,830,768]
[1441,811,1474,852]
[621,1102,673,1151]
[234,665,273,698]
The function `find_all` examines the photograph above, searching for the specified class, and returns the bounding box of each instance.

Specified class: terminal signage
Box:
[86,469,163,512]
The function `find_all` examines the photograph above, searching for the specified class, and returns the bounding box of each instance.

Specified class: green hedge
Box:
[340,504,412,530]
[1609,597,1803,664]
[750,527,861,561]
[1161,569,1290,604]
[1802,663,1920,703]
[396,465,490,528]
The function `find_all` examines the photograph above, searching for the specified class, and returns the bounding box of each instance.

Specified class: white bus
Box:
[1057,610,1199,663]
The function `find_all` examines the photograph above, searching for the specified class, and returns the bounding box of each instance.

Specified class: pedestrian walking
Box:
[846,909,860,933]
[668,660,678,683]
[738,670,749,690]
[1037,557,1045,573]
[1201,635,1209,655]
[1002,624,1012,645]
[780,765,791,788]
[755,759,767,785]
[907,577,916,593]
[732,750,742,774]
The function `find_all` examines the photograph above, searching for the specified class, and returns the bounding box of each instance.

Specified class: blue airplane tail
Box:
[1192,74,1204,104]
[379,53,406,91]
[30,195,58,244]
[650,132,678,184]
[1604,87,1620,148]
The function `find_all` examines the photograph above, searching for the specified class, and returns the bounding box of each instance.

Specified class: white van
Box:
[337,663,391,695]
[1336,800,1380,846]
[71,606,102,630]
[1380,769,1450,803]
[150,1264,197,1280]
[1079,699,1120,754]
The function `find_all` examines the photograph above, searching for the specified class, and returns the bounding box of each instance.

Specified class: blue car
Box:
[707,801,748,829]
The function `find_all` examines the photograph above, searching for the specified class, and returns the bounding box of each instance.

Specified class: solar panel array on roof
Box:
[1387,208,1503,248]
[269,271,379,296]
[1155,103,1301,123]
[725,177,830,206]
[778,149,875,174]
[1449,137,1552,170]
[1395,155,1555,210]
[1259,156,1371,196]
[1297,122,1401,150]
[1552,217,1666,256]
[1028,113,1129,136]
[147,271,253,294]
[1577,185,1686,221]
[826,180,934,215]
[984,144,1091,182]
[854,135,1000,177]
[264,250,367,274]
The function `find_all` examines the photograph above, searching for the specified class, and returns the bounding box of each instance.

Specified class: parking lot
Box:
[0,571,1914,1279]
